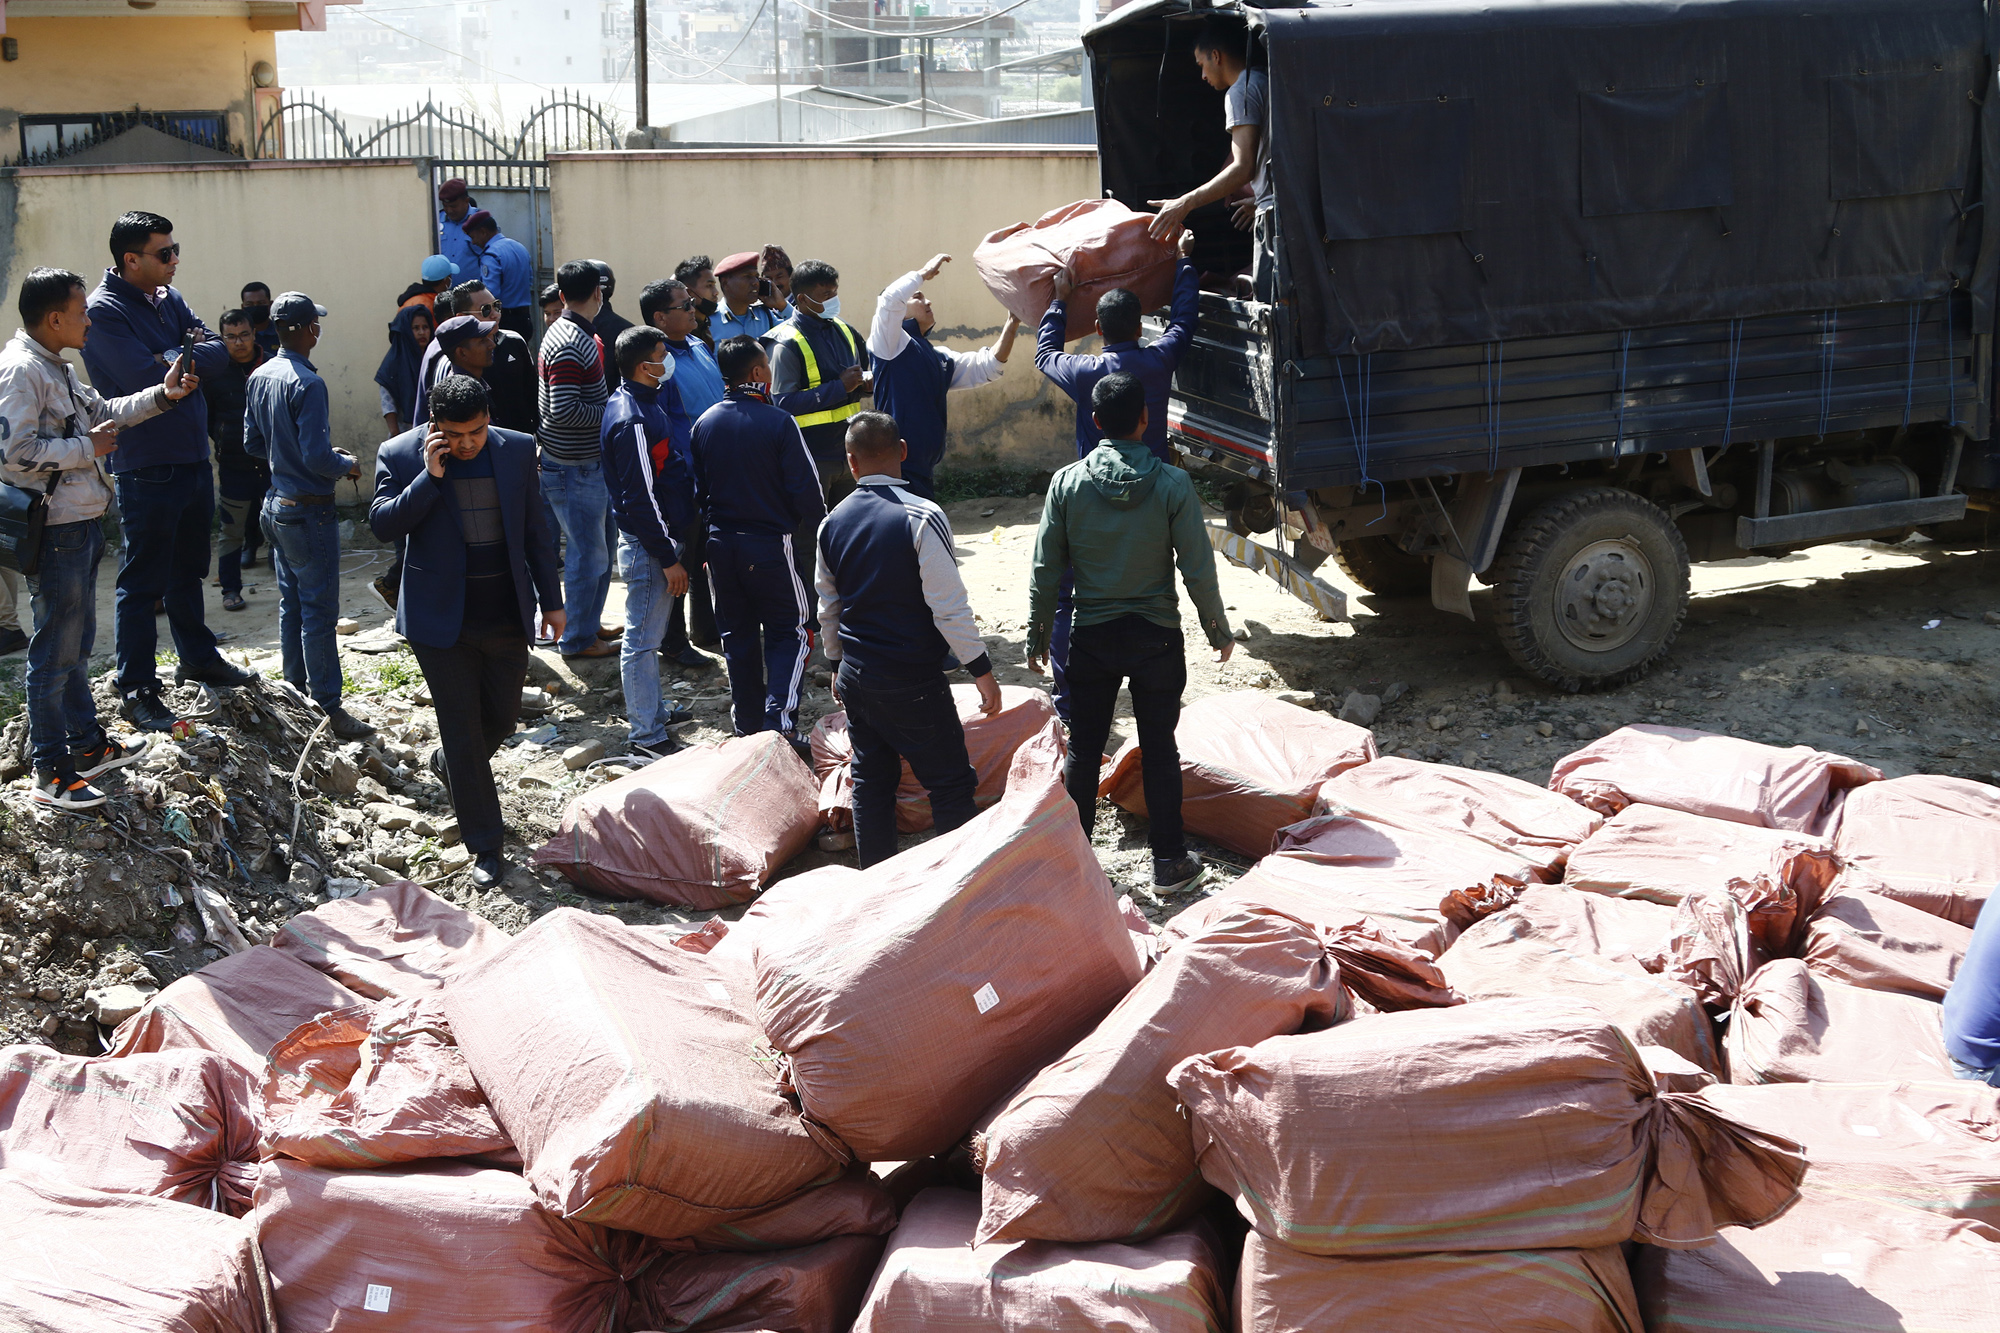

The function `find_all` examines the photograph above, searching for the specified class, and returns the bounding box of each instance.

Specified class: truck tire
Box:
[1332,537,1431,596]
[1488,488,1690,692]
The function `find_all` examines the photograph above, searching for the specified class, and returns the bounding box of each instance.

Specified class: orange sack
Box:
[1828,773,2000,925]
[1174,998,1806,1255]
[0,1045,259,1213]
[270,880,509,999]
[629,1233,887,1333]
[1548,724,1879,831]
[973,198,1180,343]
[1725,957,1954,1084]
[108,945,362,1076]
[1099,691,1377,859]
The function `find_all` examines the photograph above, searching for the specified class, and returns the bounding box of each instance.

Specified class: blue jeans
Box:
[616,533,678,747]
[539,460,611,654]
[261,497,344,709]
[26,520,108,773]
[113,461,222,692]
[837,662,978,869]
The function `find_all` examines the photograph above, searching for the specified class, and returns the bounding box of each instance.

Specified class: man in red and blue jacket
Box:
[81,210,256,733]
[602,327,700,760]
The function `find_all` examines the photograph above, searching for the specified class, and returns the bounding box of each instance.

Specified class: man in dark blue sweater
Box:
[602,326,699,760]
[866,252,1019,500]
[689,335,827,743]
[816,411,999,867]
[81,210,255,731]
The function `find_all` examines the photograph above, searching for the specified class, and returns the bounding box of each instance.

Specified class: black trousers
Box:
[662,528,717,652]
[706,530,812,736]
[410,623,529,854]
[1064,614,1188,858]
[837,662,978,869]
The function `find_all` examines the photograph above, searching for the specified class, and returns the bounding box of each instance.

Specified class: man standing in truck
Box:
[1146,10,1271,298]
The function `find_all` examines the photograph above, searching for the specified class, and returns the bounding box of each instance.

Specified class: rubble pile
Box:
[0,713,1996,1331]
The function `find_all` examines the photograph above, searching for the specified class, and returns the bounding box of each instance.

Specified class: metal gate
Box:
[254,92,623,291]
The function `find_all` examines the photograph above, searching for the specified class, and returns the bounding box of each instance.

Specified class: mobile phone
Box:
[180,328,201,364]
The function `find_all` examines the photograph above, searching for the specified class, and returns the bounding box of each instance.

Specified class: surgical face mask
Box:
[637,353,675,386]
[814,295,841,323]
[693,297,718,317]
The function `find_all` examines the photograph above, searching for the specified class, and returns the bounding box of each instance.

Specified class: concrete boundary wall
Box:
[0,158,434,475]
[551,147,1101,474]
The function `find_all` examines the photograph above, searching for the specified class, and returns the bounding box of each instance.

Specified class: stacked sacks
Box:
[0,1045,260,1212]
[1726,957,1954,1083]
[976,904,1456,1246]
[853,1187,1228,1333]
[1800,889,1970,1000]
[270,880,509,999]
[1098,691,1377,858]
[753,724,1145,1162]
[108,945,363,1075]
[533,731,819,909]
[1828,773,2000,925]
[446,907,847,1238]
[809,683,1060,833]
[1313,754,1604,878]
[629,1234,888,1333]
[1175,1000,1806,1330]
[1438,885,1722,1073]
[1549,724,1880,831]
[0,1167,279,1332]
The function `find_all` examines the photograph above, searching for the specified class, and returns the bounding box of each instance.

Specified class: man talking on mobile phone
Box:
[370,374,563,889]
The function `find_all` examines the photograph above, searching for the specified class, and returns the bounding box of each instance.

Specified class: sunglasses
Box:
[466,299,499,316]
[145,244,181,261]
[665,300,697,313]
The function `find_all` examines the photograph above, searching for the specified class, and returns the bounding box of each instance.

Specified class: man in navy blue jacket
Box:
[81,210,256,731]
[602,326,699,760]
[370,375,563,889]
[816,411,1001,867]
[689,335,827,743]
[1031,229,1198,724]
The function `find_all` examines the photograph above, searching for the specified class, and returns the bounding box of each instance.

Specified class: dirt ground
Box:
[3,490,1996,1048]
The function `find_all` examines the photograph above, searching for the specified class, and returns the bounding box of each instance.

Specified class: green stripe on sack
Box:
[1241,1175,1638,1246]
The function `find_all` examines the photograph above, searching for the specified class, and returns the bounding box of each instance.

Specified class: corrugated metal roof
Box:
[839,107,1096,145]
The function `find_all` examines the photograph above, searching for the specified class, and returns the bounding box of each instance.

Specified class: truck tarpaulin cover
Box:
[1695,1081,2000,1226]
[1725,957,1955,1084]
[973,199,1180,343]
[108,946,363,1076]
[251,1158,644,1333]
[1173,999,1806,1254]
[270,881,509,1000]
[1238,1233,1643,1333]
[0,1168,279,1333]
[0,1046,259,1213]
[1245,0,1994,356]
[1098,691,1377,858]
[445,908,844,1240]
[533,732,819,909]
[810,685,1060,833]
[629,1233,887,1333]
[853,1187,1228,1333]
[1829,774,2000,926]
[754,724,1144,1162]
[1631,1191,2000,1333]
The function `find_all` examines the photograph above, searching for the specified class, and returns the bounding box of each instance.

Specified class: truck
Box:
[1082,0,1999,689]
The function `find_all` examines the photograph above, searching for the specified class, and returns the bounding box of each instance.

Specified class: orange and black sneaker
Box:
[32,770,107,811]
[71,734,150,781]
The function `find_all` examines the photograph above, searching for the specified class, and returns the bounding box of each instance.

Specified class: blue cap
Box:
[270,291,327,326]
[421,254,460,282]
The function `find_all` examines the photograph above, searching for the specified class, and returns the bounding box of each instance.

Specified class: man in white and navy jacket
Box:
[815,411,1001,868]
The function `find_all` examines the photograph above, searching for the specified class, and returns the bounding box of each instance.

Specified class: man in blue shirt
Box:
[642,277,723,664]
[463,210,536,344]
[436,178,479,277]
[1946,893,2000,1087]
[81,209,256,733]
[1032,229,1198,723]
[243,292,373,740]
[710,251,785,345]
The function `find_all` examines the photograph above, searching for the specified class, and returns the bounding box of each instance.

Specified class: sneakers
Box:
[1152,851,1207,894]
[629,737,684,762]
[663,700,694,727]
[122,687,177,733]
[371,571,399,612]
[0,627,27,657]
[71,734,150,781]
[325,706,376,740]
[33,770,107,811]
[174,658,256,688]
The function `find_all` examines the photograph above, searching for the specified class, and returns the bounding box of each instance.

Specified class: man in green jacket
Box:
[1027,372,1233,891]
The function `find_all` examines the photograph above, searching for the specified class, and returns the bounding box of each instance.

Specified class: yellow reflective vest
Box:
[775,320,865,429]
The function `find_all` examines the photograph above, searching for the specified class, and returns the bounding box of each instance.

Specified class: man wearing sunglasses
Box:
[429,281,536,434]
[82,210,255,735]
[639,277,723,665]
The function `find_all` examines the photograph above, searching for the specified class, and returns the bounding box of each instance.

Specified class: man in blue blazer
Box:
[370,374,563,888]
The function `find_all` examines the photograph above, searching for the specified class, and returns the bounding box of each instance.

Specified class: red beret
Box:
[715,251,760,277]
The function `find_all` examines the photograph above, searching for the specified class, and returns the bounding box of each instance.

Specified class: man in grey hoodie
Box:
[1027,371,1234,891]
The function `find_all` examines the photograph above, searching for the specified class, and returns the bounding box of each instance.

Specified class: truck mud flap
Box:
[1206,523,1349,621]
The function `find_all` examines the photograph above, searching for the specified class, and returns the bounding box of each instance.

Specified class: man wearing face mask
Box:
[641,277,722,664]
[239,282,279,355]
[770,260,870,585]
[675,255,720,348]
[371,374,563,888]
[602,327,700,759]
[867,253,1020,501]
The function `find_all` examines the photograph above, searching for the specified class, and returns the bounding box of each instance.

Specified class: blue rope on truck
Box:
[1333,350,1386,525]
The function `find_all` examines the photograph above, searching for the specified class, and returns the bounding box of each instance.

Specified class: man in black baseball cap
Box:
[416,313,497,422]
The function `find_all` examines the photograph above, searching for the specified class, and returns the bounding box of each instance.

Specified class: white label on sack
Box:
[364,1285,393,1313]
[1820,1253,1853,1269]
[704,981,730,1003]
[1848,1124,1881,1137]
[973,983,1000,1014]
[1697,853,1719,864]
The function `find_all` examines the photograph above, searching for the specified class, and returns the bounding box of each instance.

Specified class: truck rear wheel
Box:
[1332,537,1431,596]
[1489,488,1690,692]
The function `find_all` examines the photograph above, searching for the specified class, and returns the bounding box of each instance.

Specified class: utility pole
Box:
[920,36,929,126]
[773,0,783,141]
[634,0,649,130]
